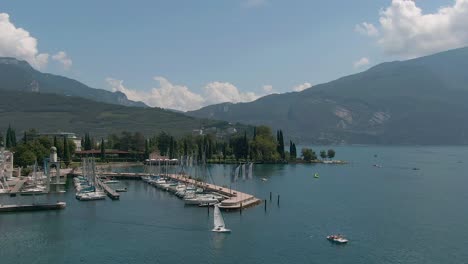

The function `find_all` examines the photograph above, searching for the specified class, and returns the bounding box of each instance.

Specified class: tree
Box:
[327,149,336,160]
[15,150,36,168]
[5,125,16,148]
[63,136,71,167]
[289,141,297,161]
[276,130,285,160]
[144,139,150,159]
[249,126,280,162]
[0,132,3,147]
[156,132,171,156]
[100,138,106,161]
[301,148,316,162]
[320,150,327,160]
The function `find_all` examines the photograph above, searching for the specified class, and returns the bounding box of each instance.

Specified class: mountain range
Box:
[188,47,468,145]
[0,57,146,107]
[0,58,243,138]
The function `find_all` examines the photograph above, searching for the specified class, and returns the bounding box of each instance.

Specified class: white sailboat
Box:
[212,204,231,233]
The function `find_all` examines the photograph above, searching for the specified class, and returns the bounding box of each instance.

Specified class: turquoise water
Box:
[1,146,468,264]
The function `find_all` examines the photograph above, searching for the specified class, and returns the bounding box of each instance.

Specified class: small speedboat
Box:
[261,178,268,182]
[326,234,348,244]
[314,173,319,178]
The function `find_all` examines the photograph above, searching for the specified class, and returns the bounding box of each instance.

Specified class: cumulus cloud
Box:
[203,81,259,105]
[106,77,263,111]
[355,22,379,37]
[359,0,468,58]
[353,57,370,68]
[52,51,72,70]
[0,13,49,69]
[243,0,268,8]
[262,85,273,93]
[292,82,312,92]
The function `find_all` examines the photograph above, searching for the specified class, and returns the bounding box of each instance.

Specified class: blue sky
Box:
[1,0,463,110]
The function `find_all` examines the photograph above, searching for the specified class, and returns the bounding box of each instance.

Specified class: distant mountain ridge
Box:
[0,90,241,138]
[0,57,147,107]
[188,47,468,145]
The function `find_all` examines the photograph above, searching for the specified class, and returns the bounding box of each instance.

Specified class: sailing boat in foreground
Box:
[212,204,231,233]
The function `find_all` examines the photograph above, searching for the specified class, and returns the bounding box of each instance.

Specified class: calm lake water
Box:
[1,146,468,264]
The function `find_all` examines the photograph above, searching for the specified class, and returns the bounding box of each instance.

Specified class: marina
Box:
[1,146,468,264]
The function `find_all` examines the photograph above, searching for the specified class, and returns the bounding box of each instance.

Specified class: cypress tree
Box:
[63,137,71,167]
[11,128,16,147]
[253,127,257,140]
[5,127,11,148]
[0,132,3,147]
[144,139,150,159]
[100,138,106,161]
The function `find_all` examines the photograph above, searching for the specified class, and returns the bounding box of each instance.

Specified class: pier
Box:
[164,174,261,210]
[89,172,261,210]
[0,202,66,213]
[96,180,120,200]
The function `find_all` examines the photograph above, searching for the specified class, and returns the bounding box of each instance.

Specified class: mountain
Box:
[0,90,242,138]
[0,57,146,107]
[188,47,468,145]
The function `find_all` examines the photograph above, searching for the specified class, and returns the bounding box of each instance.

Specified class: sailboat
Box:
[212,204,231,233]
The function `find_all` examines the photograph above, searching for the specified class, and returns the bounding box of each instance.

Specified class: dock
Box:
[9,179,26,196]
[96,180,120,200]
[164,174,261,210]
[71,171,262,209]
[0,202,66,213]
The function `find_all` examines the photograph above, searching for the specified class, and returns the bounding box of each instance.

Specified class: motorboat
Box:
[184,194,222,205]
[77,191,106,201]
[326,234,348,244]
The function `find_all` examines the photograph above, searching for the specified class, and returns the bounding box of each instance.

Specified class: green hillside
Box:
[188,47,468,145]
[0,57,146,107]
[0,91,241,138]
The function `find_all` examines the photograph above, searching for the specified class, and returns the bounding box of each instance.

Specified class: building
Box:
[39,132,82,151]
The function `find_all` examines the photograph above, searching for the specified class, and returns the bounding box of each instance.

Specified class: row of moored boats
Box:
[141,175,226,206]
[73,175,107,201]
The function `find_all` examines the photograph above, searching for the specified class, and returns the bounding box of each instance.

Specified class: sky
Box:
[1,0,467,111]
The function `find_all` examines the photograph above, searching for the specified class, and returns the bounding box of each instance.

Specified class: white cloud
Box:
[360,0,468,58]
[243,0,268,8]
[106,77,264,111]
[203,81,259,105]
[52,51,72,70]
[0,13,49,69]
[355,22,379,37]
[353,57,370,68]
[292,82,312,92]
[262,85,273,93]
[151,76,205,111]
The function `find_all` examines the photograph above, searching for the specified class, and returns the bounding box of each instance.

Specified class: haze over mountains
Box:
[188,47,468,145]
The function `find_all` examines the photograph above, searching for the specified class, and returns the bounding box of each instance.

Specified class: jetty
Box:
[0,202,66,213]
[86,172,261,210]
[164,174,261,210]
[96,179,120,200]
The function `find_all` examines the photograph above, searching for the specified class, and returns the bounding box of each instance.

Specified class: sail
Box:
[248,163,253,179]
[242,164,246,180]
[234,166,240,182]
[214,205,225,228]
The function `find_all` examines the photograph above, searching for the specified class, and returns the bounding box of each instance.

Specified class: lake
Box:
[1,146,467,264]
